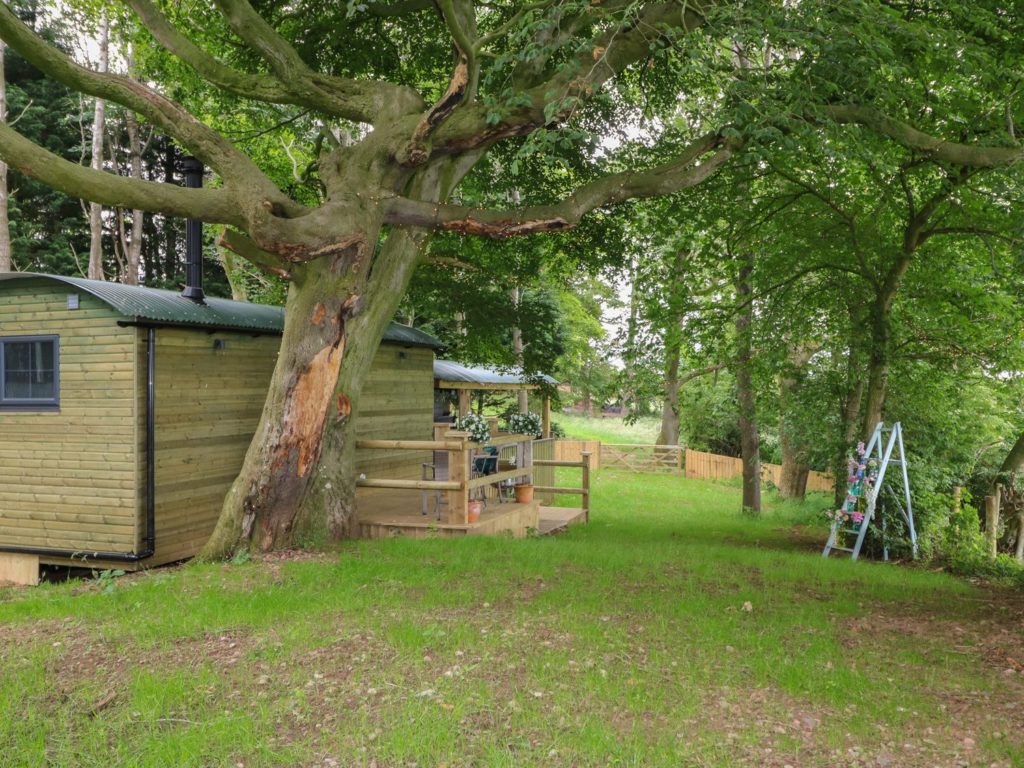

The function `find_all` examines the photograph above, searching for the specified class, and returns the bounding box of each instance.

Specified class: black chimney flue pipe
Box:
[181,156,205,303]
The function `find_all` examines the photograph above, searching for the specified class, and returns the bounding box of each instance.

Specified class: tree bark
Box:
[122,48,144,286]
[734,251,760,514]
[0,40,11,273]
[985,488,1001,558]
[986,431,1024,558]
[199,146,470,558]
[87,14,108,281]
[778,344,817,500]
[511,286,528,413]
[657,339,682,447]
[200,252,381,556]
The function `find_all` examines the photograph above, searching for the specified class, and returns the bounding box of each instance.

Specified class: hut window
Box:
[0,336,59,409]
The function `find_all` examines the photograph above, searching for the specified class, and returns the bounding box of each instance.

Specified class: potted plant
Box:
[504,412,543,439]
[452,413,491,444]
[514,481,534,504]
[467,498,483,523]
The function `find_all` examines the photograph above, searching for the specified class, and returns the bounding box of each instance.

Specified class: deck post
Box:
[581,451,591,523]
[542,394,551,438]
[458,389,471,418]
[447,435,469,524]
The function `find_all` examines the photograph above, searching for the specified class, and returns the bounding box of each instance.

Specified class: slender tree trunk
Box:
[863,251,915,437]
[511,286,528,413]
[658,339,682,447]
[122,48,144,286]
[163,138,177,280]
[219,244,249,302]
[621,255,639,420]
[87,15,109,281]
[734,251,760,514]
[778,344,817,499]
[658,249,687,447]
[985,431,1024,558]
[1016,512,1024,563]
[862,305,890,438]
[0,40,11,273]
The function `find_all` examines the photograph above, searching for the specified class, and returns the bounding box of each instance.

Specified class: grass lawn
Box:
[2,473,1023,767]
[556,413,662,444]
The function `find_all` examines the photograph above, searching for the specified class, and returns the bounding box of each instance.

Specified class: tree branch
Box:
[218,227,291,278]
[209,0,423,122]
[824,105,1024,168]
[398,0,478,166]
[0,3,279,197]
[0,122,245,225]
[385,133,733,237]
[431,2,711,154]
[126,0,299,105]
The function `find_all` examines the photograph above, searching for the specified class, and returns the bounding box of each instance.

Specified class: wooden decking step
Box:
[538,506,586,535]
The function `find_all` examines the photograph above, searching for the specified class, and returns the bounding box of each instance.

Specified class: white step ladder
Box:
[823,421,917,561]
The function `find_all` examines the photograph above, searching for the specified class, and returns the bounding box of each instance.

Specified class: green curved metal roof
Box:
[434,359,558,386]
[0,273,441,347]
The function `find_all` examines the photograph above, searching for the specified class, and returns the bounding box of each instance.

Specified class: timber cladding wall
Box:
[0,280,139,554]
[144,328,279,566]
[355,345,434,480]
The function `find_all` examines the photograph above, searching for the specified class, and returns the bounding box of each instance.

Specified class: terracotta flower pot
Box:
[467,500,483,523]
[514,484,534,504]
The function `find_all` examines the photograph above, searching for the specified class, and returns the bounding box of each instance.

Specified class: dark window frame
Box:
[0,335,60,411]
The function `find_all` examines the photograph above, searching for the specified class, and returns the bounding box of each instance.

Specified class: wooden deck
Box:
[537,506,586,535]
[356,488,583,539]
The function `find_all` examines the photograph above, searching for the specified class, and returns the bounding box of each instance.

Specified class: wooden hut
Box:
[0,273,440,583]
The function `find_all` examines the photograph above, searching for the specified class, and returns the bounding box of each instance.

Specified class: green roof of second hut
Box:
[0,273,442,348]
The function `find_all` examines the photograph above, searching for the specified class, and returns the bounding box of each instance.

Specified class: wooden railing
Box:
[355,432,536,525]
[534,452,592,523]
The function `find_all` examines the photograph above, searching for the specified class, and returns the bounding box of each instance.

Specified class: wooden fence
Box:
[601,443,683,473]
[684,448,833,492]
[552,439,602,469]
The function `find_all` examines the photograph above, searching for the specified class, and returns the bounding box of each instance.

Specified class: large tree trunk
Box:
[201,251,386,556]
[87,15,108,281]
[0,40,11,273]
[734,251,760,514]
[200,151,473,558]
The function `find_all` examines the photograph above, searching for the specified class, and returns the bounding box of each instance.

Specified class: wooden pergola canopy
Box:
[433,360,557,392]
[434,360,558,437]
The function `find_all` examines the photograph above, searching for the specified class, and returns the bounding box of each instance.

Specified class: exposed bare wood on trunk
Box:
[87,14,109,281]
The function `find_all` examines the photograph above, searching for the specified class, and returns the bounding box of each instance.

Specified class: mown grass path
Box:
[2,473,1022,767]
